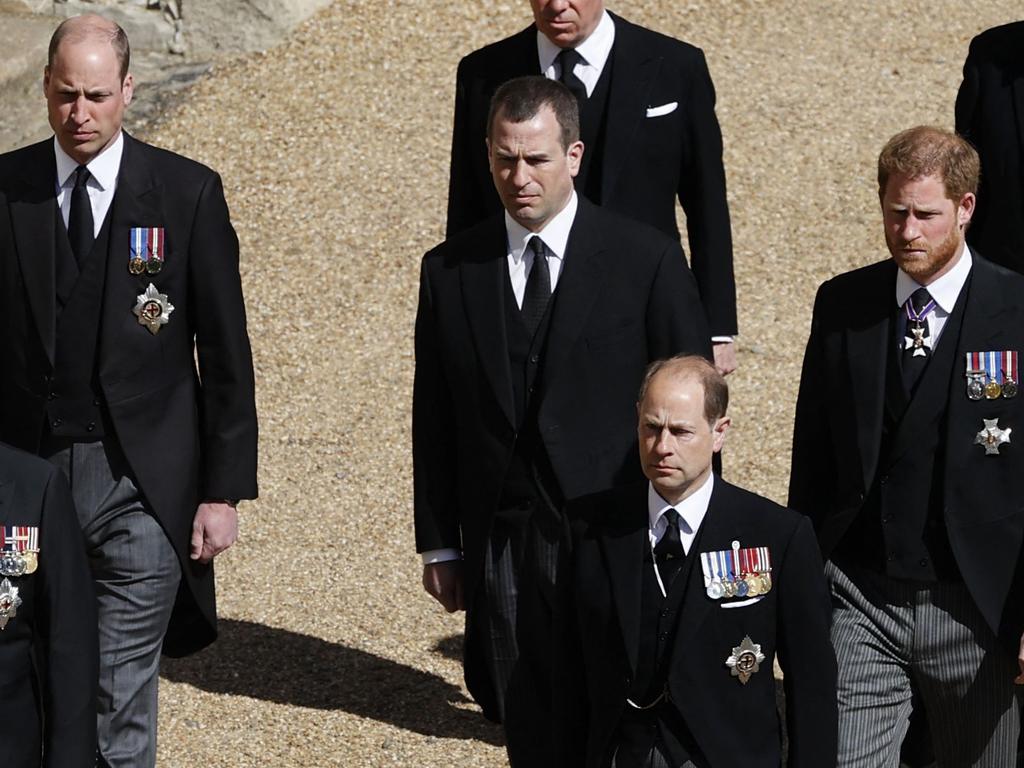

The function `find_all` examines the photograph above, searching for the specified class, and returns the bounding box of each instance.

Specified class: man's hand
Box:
[1015,631,1024,684]
[190,501,239,564]
[713,340,738,376]
[423,561,465,613]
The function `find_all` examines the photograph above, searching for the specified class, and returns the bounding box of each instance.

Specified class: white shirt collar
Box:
[647,471,715,537]
[536,10,615,73]
[505,191,578,264]
[53,131,123,192]
[895,242,973,314]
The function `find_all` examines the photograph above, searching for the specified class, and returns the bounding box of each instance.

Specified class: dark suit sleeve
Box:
[412,257,460,551]
[676,51,737,337]
[37,465,98,767]
[775,516,838,768]
[446,57,486,239]
[188,171,258,501]
[787,284,834,529]
[646,239,713,361]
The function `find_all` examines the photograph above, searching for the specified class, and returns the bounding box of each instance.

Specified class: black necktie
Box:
[654,509,687,589]
[521,237,551,337]
[68,165,94,266]
[902,287,934,394]
[557,48,588,105]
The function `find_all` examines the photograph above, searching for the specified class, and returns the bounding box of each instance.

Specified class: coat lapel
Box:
[846,263,895,491]
[8,142,59,365]
[1014,73,1024,178]
[600,485,649,675]
[460,218,516,427]
[540,200,610,396]
[599,15,660,203]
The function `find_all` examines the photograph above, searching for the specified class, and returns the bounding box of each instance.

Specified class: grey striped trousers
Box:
[827,560,1021,768]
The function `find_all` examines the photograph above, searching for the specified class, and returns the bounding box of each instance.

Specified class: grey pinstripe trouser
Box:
[827,560,1021,768]
[47,440,180,768]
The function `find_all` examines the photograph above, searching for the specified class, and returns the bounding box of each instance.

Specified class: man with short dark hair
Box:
[790,125,1024,765]
[0,14,257,767]
[446,0,739,375]
[558,355,836,767]
[414,75,710,763]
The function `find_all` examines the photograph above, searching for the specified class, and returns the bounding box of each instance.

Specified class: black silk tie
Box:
[521,237,551,337]
[557,48,588,105]
[902,287,934,394]
[654,509,686,589]
[68,165,94,266]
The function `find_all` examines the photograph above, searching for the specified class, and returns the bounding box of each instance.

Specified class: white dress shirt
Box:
[504,191,577,308]
[895,242,973,351]
[537,11,615,97]
[648,473,714,596]
[54,131,123,236]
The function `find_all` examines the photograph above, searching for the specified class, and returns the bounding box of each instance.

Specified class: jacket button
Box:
[51,418,62,428]
[883,514,894,523]
[93,398,101,406]
[86,423,96,432]
[886,552,896,562]
[47,392,57,401]
[660,608,671,618]
[880,474,890,485]
[530,354,539,364]
[919,558,928,567]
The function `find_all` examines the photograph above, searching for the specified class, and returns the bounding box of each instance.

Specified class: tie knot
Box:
[663,508,680,529]
[528,237,546,258]
[73,165,91,189]
[558,47,583,73]
[909,287,933,314]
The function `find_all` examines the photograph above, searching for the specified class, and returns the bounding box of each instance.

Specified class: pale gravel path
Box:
[135,2,1023,765]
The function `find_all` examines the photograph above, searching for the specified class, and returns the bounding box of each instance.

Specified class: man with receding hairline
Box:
[415,76,710,763]
[0,14,257,767]
[557,355,836,767]
[790,125,1024,765]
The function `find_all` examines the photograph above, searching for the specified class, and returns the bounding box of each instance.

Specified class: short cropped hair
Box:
[487,75,580,150]
[877,126,979,201]
[49,16,131,81]
[638,355,729,424]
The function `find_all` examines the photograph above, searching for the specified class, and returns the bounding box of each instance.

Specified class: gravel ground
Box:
[99,0,1024,765]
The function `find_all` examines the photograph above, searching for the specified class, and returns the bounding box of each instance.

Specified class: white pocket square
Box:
[645,102,678,118]
[720,596,765,609]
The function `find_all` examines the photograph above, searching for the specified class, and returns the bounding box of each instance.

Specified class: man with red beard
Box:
[789,126,1024,766]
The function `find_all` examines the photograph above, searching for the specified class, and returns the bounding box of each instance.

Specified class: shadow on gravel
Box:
[161,619,504,745]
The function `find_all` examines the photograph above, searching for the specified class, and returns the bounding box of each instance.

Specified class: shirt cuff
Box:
[711,336,734,344]
[421,548,462,565]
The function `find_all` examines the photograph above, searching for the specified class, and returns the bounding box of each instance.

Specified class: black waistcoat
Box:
[574,54,613,203]
[45,209,113,440]
[837,277,971,581]
[497,272,562,513]
[617,537,702,768]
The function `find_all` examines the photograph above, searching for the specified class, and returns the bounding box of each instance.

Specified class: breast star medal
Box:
[0,578,22,629]
[726,635,765,684]
[133,283,175,335]
[975,418,1011,455]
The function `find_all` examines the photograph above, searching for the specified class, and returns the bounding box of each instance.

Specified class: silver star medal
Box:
[975,418,1011,456]
[0,577,22,630]
[905,326,932,357]
[132,283,174,335]
[725,635,765,684]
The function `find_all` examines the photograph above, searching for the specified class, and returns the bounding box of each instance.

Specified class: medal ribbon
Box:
[1004,350,1017,383]
[905,297,936,324]
[0,526,38,552]
[986,351,1004,385]
[700,551,714,587]
[149,227,164,267]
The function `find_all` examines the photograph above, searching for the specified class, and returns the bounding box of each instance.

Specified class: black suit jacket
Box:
[413,198,710,695]
[956,22,1024,273]
[446,13,737,336]
[0,442,97,768]
[558,480,837,768]
[0,135,258,657]
[788,255,1024,648]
